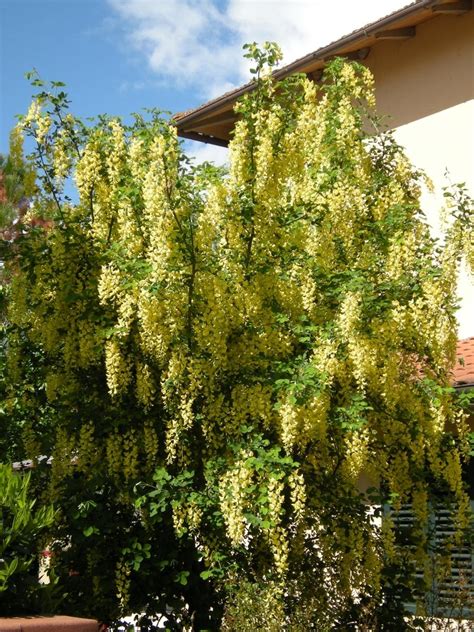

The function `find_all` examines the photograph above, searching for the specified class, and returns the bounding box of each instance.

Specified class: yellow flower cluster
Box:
[279,392,329,452]
[106,119,126,190]
[9,125,24,170]
[143,421,159,466]
[22,99,41,128]
[135,362,155,410]
[53,129,71,185]
[22,421,41,465]
[36,115,51,146]
[77,422,98,474]
[344,427,370,482]
[75,141,102,202]
[122,429,139,480]
[166,395,194,464]
[105,428,140,482]
[117,198,143,255]
[115,558,131,611]
[219,455,253,546]
[230,384,273,434]
[106,431,124,479]
[105,339,131,397]
[288,468,306,524]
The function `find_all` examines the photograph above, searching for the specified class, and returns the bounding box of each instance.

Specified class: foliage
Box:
[0,150,29,236]
[0,171,53,465]
[0,47,473,628]
[0,463,57,615]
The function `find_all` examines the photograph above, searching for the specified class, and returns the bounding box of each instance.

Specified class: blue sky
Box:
[0,0,198,153]
[0,0,405,162]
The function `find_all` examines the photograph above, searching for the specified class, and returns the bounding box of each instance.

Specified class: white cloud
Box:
[108,0,407,98]
[118,79,147,93]
[108,0,234,97]
[184,140,229,167]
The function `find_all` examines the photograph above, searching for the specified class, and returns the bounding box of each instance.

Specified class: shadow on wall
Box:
[366,11,474,130]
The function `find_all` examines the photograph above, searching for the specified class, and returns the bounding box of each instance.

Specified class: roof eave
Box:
[173,0,444,138]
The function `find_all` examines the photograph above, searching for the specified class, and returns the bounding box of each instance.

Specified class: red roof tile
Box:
[454,337,474,386]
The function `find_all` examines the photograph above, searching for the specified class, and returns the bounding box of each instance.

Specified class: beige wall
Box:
[366,11,474,130]
[366,11,474,337]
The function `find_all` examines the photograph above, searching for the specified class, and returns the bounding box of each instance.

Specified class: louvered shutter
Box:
[431,504,473,617]
[389,501,473,619]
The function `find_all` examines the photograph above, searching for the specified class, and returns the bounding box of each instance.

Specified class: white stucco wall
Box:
[364,10,474,339]
[393,100,474,338]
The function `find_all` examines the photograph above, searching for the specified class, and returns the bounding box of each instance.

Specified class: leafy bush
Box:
[0,43,472,627]
[0,463,57,615]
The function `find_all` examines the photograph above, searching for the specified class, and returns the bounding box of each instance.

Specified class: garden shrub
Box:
[0,44,472,628]
[0,463,57,615]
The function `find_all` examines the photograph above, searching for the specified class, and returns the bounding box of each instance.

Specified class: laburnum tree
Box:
[1,45,473,629]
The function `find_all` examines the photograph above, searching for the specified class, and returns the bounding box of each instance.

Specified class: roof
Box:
[454,337,474,386]
[173,0,473,146]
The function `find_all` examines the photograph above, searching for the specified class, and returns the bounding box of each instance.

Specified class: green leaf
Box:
[83,526,97,537]
[175,571,190,586]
